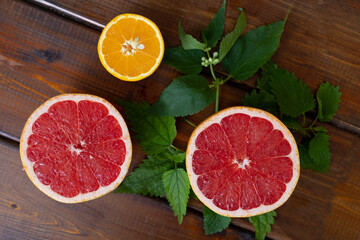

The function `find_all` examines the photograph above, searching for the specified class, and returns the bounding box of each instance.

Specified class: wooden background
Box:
[1,0,359,239]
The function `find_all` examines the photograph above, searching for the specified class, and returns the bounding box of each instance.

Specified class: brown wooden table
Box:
[1,0,359,239]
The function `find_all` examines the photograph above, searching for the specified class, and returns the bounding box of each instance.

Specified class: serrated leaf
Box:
[316,82,342,122]
[314,126,327,133]
[204,0,226,48]
[222,20,285,80]
[218,10,246,61]
[242,89,278,115]
[281,116,308,136]
[178,21,206,50]
[308,132,331,172]
[299,141,315,170]
[115,154,173,197]
[163,46,204,74]
[117,101,176,154]
[152,75,216,117]
[270,69,315,118]
[281,116,301,130]
[249,211,277,240]
[201,28,207,45]
[257,61,279,92]
[157,148,185,164]
[203,206,231,235]
[162,169,190,224]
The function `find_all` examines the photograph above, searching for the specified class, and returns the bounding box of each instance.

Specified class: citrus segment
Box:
[186,107,300,217]
[20,94,132,203]
[98,14,164,81]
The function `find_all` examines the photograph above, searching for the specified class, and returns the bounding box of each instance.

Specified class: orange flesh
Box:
[101,17,161,78]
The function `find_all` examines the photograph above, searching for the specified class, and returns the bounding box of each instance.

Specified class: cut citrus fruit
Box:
[98,14,165,81]
[186,107,300,217]
[20,94,132,203]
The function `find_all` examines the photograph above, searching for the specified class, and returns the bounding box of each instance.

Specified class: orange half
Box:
[98,14,164,81]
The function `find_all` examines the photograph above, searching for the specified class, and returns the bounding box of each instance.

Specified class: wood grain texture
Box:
[1,0,360,239]
[40,0,360,130]
[177,112,360,240]
[0,138,256,240]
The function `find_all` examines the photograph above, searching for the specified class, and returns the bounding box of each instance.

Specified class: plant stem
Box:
[206,51,217,81]
[171,144,182,152]
[220,75,232,85]
[183,117,197,128]
[215,80,220,113]
[302,112,306,126]
[308,115,318,129]
[206,50,220,113]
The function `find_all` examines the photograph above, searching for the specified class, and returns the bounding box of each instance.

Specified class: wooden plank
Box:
[0,138,254,240]
[1,0,360,239]
[29,0,360,130]
[0,1,255,239]
[178,113,360,240]
[0,0,244,141]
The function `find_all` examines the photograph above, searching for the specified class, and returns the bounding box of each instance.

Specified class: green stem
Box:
[215,80,220,113]
[220,75,232,85]
[294,129,311,138]
[302,112,306,126]
[308,115,318,129]
[206,51,217,81]
[171,144,182,152]
[183,117,197,128]
[206,50,220,113]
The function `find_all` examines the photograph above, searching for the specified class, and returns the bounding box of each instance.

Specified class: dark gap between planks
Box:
[0,134,260,239]
[20,0,360,137]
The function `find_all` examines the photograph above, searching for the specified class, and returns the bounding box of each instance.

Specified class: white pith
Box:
[121,37,145,56]
[98,14,164,81]
[20,94,132,203]
[186,107,300,217]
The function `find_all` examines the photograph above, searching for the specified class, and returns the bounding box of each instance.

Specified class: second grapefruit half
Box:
[186,107,300,217]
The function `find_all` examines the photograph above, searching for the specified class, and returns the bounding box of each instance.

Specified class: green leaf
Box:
[257,61,279,92]
[204,0,226,48]
[152,75,216,117]
[242,90,278,115]
[162,169,190,224]
[157,148,186,164]
[201,28,208,46]
[115,154,173,197]
[308,132,331,172]
[249,211,277,240]
[178,22,206,50]
[299,141,315,170]
[163,46,204,74]
[281,116,308,136]
[218,9,246,61]
[313,126,327,133]
[270,69,315,118]
[117,101,177,154]
[223,20,285,80]
[316,82,342,122]
[203,206,231,235]
[189,188,198,199]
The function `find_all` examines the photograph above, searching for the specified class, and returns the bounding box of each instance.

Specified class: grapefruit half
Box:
[186,107,300,217]
[20,94,132,203]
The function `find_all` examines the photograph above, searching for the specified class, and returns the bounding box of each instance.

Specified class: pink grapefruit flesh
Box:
[186,107,300,217]
[20,94,132,203]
